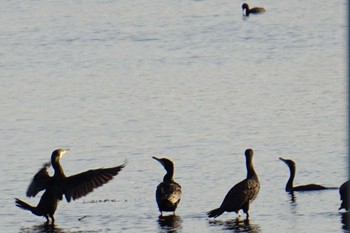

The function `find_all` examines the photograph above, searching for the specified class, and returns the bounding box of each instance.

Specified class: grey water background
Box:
[0,0,348,232]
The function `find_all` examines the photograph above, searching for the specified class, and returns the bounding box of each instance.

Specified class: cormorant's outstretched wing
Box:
[63,163,125,202]
[26,162,51,197]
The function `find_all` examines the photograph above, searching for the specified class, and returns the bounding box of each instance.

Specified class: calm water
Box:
[1,0,348,232]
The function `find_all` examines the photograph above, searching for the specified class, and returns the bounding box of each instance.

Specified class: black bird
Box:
[207,149,260,219]
[242,3,266,16]
[153,156,182,216]
[279,157,337,192]
[15,149,125,223]
[339,180,349,211]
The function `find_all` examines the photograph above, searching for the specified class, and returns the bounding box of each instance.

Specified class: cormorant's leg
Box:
[45,215,49,223]
[51,215,55,224]
[242,202,250,219]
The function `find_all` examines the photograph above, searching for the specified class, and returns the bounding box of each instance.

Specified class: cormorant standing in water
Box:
[279,157,337,192]
[339,180,349,211]
[242,3,266,16]
[207,149,260,219]
[152,156,182,216]
[15,149,125,223]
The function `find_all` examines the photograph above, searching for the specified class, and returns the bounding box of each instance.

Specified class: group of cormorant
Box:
[15,148,348,224]
[11,2,348,229]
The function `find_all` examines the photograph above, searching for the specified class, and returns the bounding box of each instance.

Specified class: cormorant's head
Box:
[152,156,174,171]
[279,157,296,169]
[51,148,69,164]
[242,3,249,11]
[245,148,254,158]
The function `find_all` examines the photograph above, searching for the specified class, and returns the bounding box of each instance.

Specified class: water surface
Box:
[1,0,347,232]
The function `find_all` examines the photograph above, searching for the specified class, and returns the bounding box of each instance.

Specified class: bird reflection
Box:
[19,223,66,233]
[157,215,183,233]
[208,218,261,232]
[19,222,100,233]
[285,192,298,216]
[288,191,297,203]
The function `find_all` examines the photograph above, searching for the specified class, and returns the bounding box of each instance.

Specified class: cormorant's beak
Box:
[152,156,163,166]
[279,157,290,165]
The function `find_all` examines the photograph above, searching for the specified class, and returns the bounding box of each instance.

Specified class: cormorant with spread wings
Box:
[15,149,125,223]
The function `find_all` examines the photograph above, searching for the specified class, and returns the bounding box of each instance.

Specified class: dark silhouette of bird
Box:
[15,149,125,223]
[153,156,181,216]
[279,157,338,192]
[207,149,260,219]
[242,3,265,16]
[339,180,349,211]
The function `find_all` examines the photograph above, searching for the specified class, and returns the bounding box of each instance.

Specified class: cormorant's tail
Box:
[15,198,35,212]
[207,208,224,218]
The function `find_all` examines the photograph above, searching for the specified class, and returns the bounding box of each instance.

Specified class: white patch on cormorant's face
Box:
[59,148,69,158]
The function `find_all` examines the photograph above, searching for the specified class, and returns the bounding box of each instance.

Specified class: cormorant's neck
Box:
[163,166,174,182]
[246,155,257,179]
[286,165,295,192]
[52,158,65,177]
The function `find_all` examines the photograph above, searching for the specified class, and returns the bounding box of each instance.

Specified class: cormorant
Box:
[339,180,349,211]
[279,157,337,192]
[152,156,182,216]
[242,3,266,16]
[15,149,125,223]
[207,149,260,219]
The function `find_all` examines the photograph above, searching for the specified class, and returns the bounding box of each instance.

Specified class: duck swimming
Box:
[279,157,337,192]
[242,3,266,16]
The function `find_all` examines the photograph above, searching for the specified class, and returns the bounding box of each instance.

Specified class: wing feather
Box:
[26,162,51,197]
[63,163,125,202]
[220,178,260,211]
[167,184,182,204]
[156,182,181,204]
